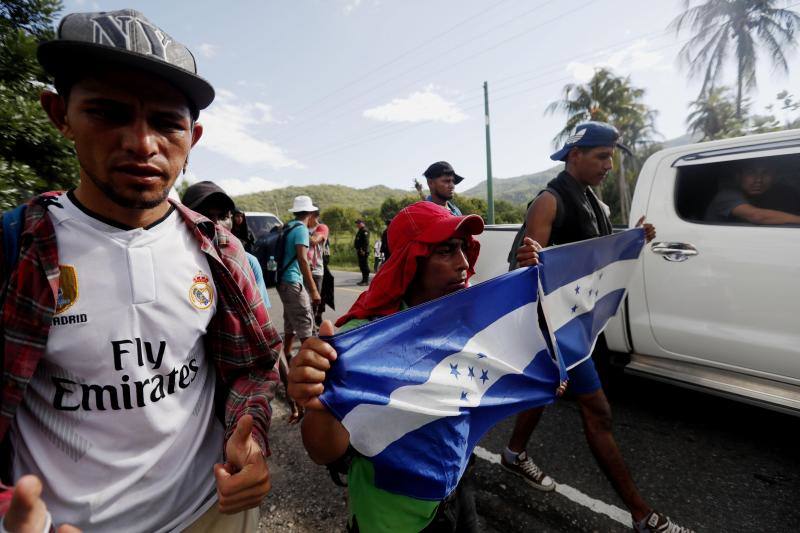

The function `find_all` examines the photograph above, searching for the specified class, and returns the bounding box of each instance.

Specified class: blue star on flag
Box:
[574,285,580,295]
[468,367,475,379]
[450,363,460,378]
[571,304,578,313]
[460,391,469,401]
[476,353,487,359]
[480,369,489,384]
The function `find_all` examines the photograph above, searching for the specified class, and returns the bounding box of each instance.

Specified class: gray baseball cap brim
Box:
[38,40,215,111]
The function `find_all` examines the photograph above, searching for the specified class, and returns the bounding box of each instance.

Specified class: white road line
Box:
[473,446,631,527]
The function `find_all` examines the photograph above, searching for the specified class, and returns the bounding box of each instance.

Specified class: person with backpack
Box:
[501,122,690,533]
[276,196,321,424]
[0,9,280,532]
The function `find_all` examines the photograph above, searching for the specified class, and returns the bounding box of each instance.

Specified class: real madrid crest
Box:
[189,271,213,310]
[56,265,79,314]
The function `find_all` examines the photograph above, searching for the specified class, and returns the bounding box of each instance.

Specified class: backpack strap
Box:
[277,220,305,280]
[2,204,27,276]
[1,204,28,419]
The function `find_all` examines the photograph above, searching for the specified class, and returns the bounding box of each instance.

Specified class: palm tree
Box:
[687,86,747,139]
[670,0,800,117]
[546,68,658,223]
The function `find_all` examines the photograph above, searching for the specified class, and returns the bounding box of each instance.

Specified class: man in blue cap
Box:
[500,122,692,533]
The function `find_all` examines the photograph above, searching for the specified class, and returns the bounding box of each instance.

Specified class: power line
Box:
[291,33,687,161]
[278,0,567,142]
[287,0,515,118]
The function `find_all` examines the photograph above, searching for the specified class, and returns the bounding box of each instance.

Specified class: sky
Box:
[62,0,800,198]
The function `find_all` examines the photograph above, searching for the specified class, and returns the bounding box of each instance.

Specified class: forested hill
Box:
[461,165,562,204]
[234,184,412,213]
[233,168,564,214]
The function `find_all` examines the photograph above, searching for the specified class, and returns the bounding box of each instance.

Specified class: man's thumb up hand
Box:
[224,414,258,471]
[4,476,81,533]
[215,415,270,514]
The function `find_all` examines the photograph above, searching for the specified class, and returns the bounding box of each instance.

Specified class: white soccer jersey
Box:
[11,193,225,532]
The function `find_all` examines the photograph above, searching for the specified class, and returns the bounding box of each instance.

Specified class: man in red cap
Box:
[287,202,542,532]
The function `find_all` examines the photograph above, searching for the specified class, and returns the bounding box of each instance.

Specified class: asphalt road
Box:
[260,270,799,532]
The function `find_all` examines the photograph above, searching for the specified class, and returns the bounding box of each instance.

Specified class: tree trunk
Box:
[736,54,743,118]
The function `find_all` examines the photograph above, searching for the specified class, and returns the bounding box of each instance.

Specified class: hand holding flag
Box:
[310,229,644,500]
[289,321,351,465]
[289,320,338,411]
[515,236,543,267]
[634,216,656,242]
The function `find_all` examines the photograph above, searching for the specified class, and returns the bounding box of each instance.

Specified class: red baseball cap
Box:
[388,202,484,251]
[336,201,484,326]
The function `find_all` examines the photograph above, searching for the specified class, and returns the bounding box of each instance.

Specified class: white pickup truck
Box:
[471,129,800,415]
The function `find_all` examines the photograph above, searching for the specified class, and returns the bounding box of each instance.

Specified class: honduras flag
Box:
[538,228,645,369]
[319,266,564,500]
[318,229,644,501]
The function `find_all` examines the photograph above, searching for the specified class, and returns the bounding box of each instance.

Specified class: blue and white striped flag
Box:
[538,228,645,369]
[319,229,644,501]
[319,267,562,500]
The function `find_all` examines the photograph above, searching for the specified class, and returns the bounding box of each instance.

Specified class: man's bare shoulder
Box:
[528,191,557,216]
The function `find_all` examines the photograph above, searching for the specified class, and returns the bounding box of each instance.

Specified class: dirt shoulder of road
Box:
[259,396,349,532]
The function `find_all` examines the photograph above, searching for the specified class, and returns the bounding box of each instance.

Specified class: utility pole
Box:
[483,81,494,224]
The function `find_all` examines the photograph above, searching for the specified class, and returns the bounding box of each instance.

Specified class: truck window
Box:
[675,153,800,226]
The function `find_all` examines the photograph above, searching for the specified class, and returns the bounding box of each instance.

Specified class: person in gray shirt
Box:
[706,161,800,224]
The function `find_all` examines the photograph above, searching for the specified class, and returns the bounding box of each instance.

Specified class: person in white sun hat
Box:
[276,195,321,424]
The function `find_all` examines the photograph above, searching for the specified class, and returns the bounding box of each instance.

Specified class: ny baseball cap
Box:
[423,161,464,184]
[37,9,215,111]
[550,121,631,161]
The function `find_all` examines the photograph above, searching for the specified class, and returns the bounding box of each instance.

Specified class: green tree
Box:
[772,89,800,128]
[493,199,525,224]
[1,0,78,210]
[361,208,383,234]
[455,195,487,219]
[687,86,748,140]
[321,205,361,241]
[546,68,658,223]
[671,0,800,117]
[379,195,418,222]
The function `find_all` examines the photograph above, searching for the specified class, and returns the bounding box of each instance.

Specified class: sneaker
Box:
[500,450,555,492]
[633,511,695,533]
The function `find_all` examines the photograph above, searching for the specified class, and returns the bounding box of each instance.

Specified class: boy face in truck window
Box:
[739,166,773,197]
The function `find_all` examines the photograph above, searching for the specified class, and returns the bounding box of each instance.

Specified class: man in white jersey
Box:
[0,9,281,532]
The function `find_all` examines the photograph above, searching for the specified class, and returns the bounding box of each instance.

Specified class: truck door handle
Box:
[650,242,698,262]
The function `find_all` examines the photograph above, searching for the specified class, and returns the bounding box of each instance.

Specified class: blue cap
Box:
[549,121,631,161]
